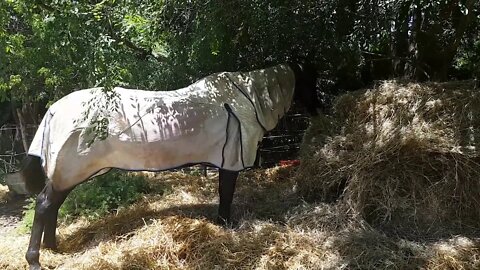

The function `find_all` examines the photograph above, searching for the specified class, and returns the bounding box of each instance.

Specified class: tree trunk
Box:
[408,0,475,81]
[392,1,410,77]
[16,108,29,154]
[405,1,424,80]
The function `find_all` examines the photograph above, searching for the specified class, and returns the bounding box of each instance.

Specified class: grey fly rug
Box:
[28,64,295,190]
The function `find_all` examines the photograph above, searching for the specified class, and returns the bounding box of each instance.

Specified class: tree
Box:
[1,0,479,117]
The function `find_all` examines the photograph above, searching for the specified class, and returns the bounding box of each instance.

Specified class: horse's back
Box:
[49,108,235,190]
[32,86,243,190]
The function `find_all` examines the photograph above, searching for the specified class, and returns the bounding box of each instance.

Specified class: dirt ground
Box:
[0,192,28,237]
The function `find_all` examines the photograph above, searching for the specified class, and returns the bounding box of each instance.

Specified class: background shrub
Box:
[21,170,150,231]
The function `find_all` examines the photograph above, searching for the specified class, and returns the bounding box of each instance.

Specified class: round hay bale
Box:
[296,80,480,233]
[5,172,28,195]
[0,184,9,203]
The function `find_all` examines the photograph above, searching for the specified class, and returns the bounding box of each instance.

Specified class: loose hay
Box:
[1,167,480,269]
[58,217,328,270]
[333,229,424,270]
[41,169,331,270]
[425,237,480,270]
[297,80,480,234]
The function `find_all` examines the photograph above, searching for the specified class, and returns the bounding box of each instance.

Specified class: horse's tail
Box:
[20,155,46,194]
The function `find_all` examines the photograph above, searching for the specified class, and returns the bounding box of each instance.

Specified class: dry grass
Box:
[0,169,334,270]
[425,237,480,270]
[297,80,480,233]
[1,167,480,269]
[2,81,480,269]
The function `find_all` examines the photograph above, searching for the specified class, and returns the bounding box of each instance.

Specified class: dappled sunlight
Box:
[29,65,297,192]
[426,237,480,269]
[7,79,480,269]
[345,81,480,154]
[2,168,480,269]
[57,216,329,270]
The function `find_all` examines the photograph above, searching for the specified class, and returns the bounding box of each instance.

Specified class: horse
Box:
[21,63,321,270]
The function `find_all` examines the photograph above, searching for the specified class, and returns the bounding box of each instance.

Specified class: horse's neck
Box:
[246,65,295,131]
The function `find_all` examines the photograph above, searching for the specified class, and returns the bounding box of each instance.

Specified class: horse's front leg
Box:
[26,182,71,270]
[217,169,239,225]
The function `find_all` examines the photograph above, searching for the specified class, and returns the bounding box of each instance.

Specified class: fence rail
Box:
[0,124,38,176]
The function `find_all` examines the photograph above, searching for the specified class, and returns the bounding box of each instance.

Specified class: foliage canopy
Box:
[0,0,479,121]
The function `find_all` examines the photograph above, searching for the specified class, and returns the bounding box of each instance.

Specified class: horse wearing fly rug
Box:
[22,63,321,270]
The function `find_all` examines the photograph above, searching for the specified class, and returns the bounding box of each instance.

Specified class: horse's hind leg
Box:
[43,184,72,249]
[217,169,239,225]
[25,185,48,270]
[25,182,72,270]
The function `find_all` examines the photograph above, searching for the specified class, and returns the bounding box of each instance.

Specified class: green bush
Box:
[21,170,150,232]
[59,170,150,220]
[20,198,36,233]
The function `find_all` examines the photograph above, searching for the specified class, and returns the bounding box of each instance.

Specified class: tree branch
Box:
[448,0,475,56]
[105,18,167,63]
[36,2,167,63]
[36,2,56,12]
[361,50,431,80]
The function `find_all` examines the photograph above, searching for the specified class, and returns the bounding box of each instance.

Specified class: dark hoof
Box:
[26,250,41,270]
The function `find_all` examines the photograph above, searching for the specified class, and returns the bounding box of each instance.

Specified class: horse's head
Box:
[289,62,322,116]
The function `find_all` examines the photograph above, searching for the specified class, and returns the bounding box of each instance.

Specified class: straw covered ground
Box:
[1,80,480,269]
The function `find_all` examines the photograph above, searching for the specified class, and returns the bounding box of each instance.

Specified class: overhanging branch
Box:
[107,28,167,63]
[105,17,167,63]
[37,2,167,63]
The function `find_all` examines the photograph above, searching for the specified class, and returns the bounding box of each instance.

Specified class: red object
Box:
[279,159,301,167]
